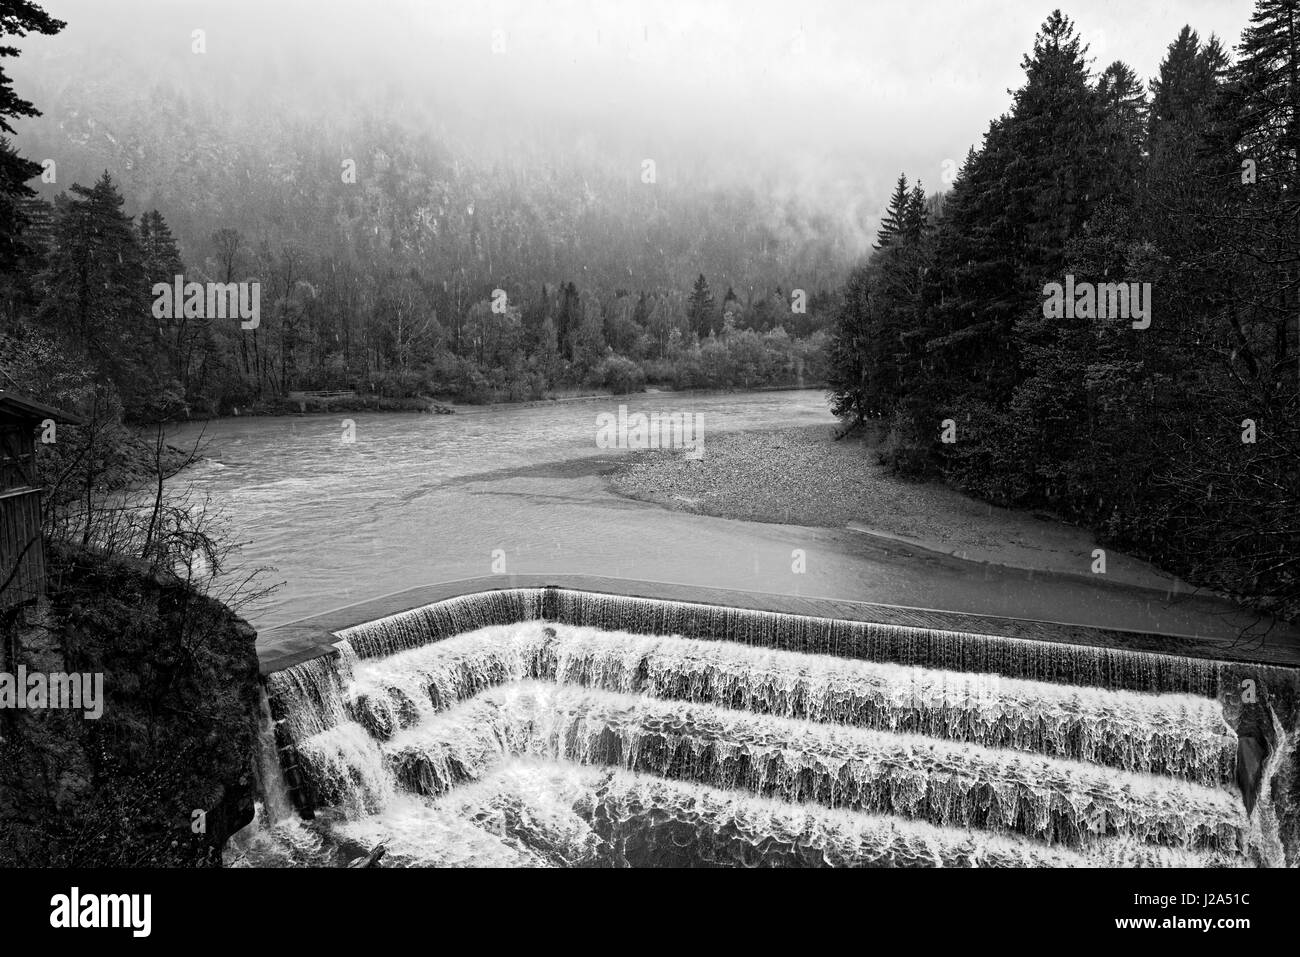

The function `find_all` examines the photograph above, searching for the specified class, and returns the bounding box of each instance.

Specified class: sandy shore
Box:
[609,425,1190,594]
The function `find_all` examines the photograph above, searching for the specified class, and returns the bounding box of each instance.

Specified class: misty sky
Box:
[14,0,1261,235]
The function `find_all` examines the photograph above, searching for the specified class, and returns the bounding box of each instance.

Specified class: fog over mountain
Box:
[9,0,1256,260]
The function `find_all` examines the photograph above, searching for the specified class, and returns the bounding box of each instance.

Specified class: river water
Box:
[170,389,1275,639]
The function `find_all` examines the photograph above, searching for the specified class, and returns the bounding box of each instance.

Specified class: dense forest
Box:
[828,8,1300,622]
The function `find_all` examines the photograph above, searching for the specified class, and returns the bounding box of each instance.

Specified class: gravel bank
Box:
[608,425,1188,593]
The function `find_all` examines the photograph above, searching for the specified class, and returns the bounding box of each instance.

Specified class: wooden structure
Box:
[0,392,83,610]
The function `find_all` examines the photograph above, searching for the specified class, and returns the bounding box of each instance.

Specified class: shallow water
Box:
[171,390,1275,639]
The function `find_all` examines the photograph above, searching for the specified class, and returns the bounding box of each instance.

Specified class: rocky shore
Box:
[609,425,1187,593]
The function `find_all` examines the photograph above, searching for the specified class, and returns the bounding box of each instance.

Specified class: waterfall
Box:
[384,681,1246,852]
[253,588,1300,868]
[336,589,549,659]
[342,623,1237,784]
[1242,708,1294,868]
[542,590,1227,695]
[255,690,295,824]
[326,587,1237,695]
[223,689,327,867]
[328,759,1236,869]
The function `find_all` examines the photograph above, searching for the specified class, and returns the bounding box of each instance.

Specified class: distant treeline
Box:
[1,42,859,417]
[0,172,833,418]
[828,9,1300,621]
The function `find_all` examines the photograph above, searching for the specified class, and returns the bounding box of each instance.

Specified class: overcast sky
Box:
[15,0,1263,233]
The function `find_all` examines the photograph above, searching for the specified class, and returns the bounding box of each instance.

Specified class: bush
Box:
[878,407,933,477]
[370,368,428,399]
[936,398,1035,506]
[596,354,646,395]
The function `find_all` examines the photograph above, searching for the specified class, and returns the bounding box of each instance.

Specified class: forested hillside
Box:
[1,1,857,416]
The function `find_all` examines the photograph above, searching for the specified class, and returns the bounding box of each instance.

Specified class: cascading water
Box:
[246,589,1300,868]
[224,691,335,867]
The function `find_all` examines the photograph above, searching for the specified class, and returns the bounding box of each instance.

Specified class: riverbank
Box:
[178,382,828,424]
[199,394,449,419]
[609,425,1194,595]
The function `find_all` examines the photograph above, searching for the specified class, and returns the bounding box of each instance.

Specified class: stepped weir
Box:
[244,577,1300,868]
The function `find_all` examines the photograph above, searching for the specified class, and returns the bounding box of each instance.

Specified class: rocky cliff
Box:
[0,544,261,866]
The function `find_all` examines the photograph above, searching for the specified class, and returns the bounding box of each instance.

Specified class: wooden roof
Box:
[0,391,85,425]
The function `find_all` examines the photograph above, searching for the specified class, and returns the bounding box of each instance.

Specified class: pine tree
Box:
[557,281,579,361]
[875,174,909,249]
[1234,0,1300,190]
[1233,0,1300,380]
[139,210,184,285]
[138,210,194,392]
[0,1,64,200]
[902,183,928,242]
[1095,61,1147,203]
[826,264,872,428]
[687,273,714,338]
[1149,27,1208,130]
[36,173,156,415]
[0,3,65,317]
[721,285,740,329]
[924,10,1108,412]
[631,290,649,328]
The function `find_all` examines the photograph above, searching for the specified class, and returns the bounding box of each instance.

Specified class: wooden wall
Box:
[0,487,44,609]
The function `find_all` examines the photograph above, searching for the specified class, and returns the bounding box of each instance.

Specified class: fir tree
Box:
[0,3,64,315]
[875,174,909,249]
[903,183,928,242]
[0,0,64,197]
[139,210,184,285]
[557,280,579,360]
[36,173,156,414]
[687,273,715,338]
[826,264,872,428]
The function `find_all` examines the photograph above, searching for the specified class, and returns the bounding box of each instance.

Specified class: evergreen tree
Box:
[36,173,157,415]
[0,3,64,319]
[902,183,928,242]
[139,210,196,393]
[687,273,714,338]
[875,174,909,249]
[1095,61,1147,203]
[1149,27,1211,130]
[139,210,184,284]
[826,264,872,428]
[0,0,64,204]
[1232,0,1300,381]
[631,290,649,328]
[557,280,579,361]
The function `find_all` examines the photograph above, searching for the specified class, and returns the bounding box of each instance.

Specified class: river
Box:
[170,388,1279,640]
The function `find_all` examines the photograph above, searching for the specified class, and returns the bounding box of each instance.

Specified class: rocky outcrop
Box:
[0,544,261,866]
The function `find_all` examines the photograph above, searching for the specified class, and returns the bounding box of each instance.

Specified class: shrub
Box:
[596,354,646,395]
